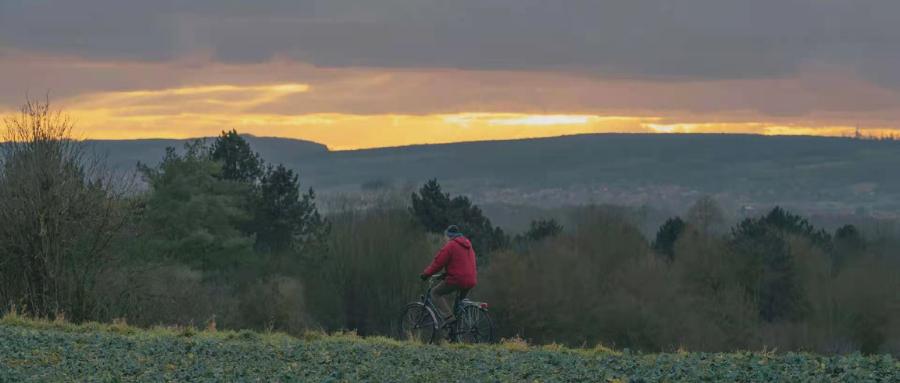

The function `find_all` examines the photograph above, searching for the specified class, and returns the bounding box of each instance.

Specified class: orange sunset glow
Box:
[2,2,899,149]
[2,76,898,150]
[18,107,895,150]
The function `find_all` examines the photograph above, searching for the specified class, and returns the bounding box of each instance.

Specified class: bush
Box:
[304,200,437,335]
[94,264,313,335]
[0,99,129,321]
[482,206,656,348]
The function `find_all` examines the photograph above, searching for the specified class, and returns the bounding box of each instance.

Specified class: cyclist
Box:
[420,225,477,324]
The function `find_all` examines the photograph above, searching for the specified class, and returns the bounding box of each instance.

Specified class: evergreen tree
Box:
[833,224,866,270]
[653,217,686,261]
[254,164,328,254]
[410,179,509,259]
[139,140,255,272]
[409,179,450,232]
[729,206,828,322]
[205,130,327,258]
[731,222,800,322]
[209,130,263,184]
[756,206,832,248]
[521,218,564,242]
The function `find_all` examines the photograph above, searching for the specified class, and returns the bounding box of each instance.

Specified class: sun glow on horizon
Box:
[1,82,897,150]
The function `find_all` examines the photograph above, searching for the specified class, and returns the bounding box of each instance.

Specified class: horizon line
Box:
[72,131,897,152]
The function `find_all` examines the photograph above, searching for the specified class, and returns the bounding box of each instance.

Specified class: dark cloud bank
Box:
[2,0,899,84]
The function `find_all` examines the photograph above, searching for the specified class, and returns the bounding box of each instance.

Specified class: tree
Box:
[653,217,686,261]
[410,179,509,259]
[254,164,328,255]
[521,218,564,242]
[409,179,450,232]
[832,224,865,270]
[0,99,128,320]
[138,140,255,272]
[729,207,827,322]
[731,222,800,322]
[209,130,263,184]
[207,131,327,259]
[686,196,725,235]
[755,206,831,248]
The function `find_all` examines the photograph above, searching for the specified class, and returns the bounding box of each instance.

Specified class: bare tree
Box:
[686,195,726,235]
[0,98,129,320]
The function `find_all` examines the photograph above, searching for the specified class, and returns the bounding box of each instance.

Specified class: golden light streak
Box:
[488,115,593,126]
[112,84,308,97]
[46,110,655,149]
[2,82,898,150]
[70,83,310,112]
[646,122,899,139]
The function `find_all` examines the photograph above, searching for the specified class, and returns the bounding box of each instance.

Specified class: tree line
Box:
[484,199,899,354]
[0,101,897,355]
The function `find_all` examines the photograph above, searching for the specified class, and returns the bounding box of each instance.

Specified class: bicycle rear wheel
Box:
[453,305,494,344]
[397,302,438,344]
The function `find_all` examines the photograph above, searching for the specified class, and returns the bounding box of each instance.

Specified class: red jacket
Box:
[423,236,477,289]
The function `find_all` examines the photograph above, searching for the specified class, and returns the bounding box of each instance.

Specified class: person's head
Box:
[444,225,463,241]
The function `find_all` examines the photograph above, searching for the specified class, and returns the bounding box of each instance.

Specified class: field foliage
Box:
[1,315,897,382]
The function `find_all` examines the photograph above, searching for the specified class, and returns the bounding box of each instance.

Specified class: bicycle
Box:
[396,274,495,344]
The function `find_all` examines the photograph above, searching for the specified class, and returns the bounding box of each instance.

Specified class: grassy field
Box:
[0,314,897,382]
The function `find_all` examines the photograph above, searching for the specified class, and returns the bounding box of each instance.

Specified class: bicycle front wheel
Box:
[397,302,438,344]
[454,305,495,344]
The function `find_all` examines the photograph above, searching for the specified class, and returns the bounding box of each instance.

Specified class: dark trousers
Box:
[431,281,469,318]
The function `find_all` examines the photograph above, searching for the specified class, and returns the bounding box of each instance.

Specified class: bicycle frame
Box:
[420,276,467,319]
[400,275,493,344]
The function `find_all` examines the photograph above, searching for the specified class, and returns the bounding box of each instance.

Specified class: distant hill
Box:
[85,135,328,171]
[86,134,900,218]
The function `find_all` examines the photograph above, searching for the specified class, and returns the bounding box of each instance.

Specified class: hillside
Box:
[88,134,900,217]
[1,316,896,382]
[85,136,328,172]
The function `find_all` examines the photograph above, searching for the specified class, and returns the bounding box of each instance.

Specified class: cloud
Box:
[2,60,897,149]
[3,53,900,128]
[2,1,900,83]
[5,96,891,150]
[70,83,310,116]
[2,1,900,144]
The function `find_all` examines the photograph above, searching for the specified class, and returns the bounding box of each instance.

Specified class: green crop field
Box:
[0,315,897,382]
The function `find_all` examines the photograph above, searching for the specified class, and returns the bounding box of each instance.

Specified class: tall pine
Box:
[411,179,509,260]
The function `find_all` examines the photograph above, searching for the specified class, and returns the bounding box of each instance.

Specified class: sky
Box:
[2,1,900,149]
